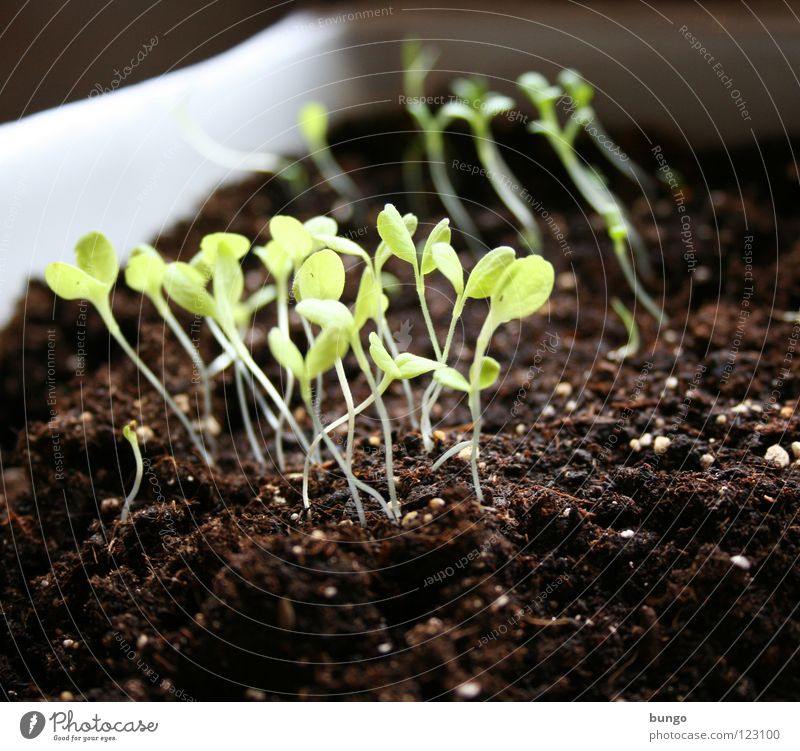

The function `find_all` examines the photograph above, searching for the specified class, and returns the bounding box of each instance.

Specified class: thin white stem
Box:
[120,435,144,523]
[235,355,266,463]
[431,439,472,472]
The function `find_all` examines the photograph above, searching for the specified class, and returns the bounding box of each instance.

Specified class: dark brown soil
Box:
[2,116,800,701]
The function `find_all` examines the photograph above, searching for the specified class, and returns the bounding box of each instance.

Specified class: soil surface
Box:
[2,115,800,701]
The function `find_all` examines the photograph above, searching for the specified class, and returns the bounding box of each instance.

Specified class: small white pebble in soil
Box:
[100,498,120,513]
[377,642,393,654]
[541,404,556,418]
[780,405,794,419]
[401,511,419,527]
[665,376,678,390]
[716,413,727,424]
[429,497,446,510]
[653,436,672,455]
[554,381,573,398]
[732,403,750,414]
[700,453,715,469]
[565,399,578,411]
[311,530,326,540]
[663,330,678,343]
[640,433,653,447]
[135,424,155,443]
[368,435,381,447]
[791,441,800,460]
[556,270,576,290]
[764,444,790,468]
[290,514,300,523]
[456,681,482,699]
[323,586,338,598]
[432,430,447,442]
[457,445,476,462]
[730,554,751,571]
[173,394,191,414]
[515,423,526,436]
[62,638,74,648]
[137,634,148,649]
[562,506,571,518]
[620,529,635,539]
[629,438,642,452]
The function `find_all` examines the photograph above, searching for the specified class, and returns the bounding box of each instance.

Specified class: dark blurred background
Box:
[0,0,344,123]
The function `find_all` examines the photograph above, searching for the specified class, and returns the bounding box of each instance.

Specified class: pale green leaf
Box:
[294,249,345,302]
[473,356,501,390]
[377,204,418,266]
[482,94,515,119]
[490,255,555,324]
[439,101,476,123]
[213,246,245,315]
[298,102,328,147]
[517,73,563,106]
[431,242,463,296]
[267,327,305,380]
[163,263,217,318]
[433,367,471,393]
[306,326,350,378]
[200,232,250,262]
[75,231,118,285]
[354,267,381,329]
[304,215,338,250]
[45,262,107,303]
[125,247,166,299]
[558,68,594,108]
[270,215,312,264]
[395,352,445,380]
[464,246,516,299]
[368,332,400,379]
[254,241,293,282]
[420,218,451,274]
[296,299,354,332]
[316,234,370,263]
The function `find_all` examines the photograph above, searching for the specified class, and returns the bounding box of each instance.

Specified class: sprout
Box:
[442,77,542,252]
[403,41,482,253]
[298,102,360,206]
[434,254,554,502]
[608,297,641,362]
[124,244,216,449]
[120,421,144,523]
[45,233,212,464]
[518,71,665,330]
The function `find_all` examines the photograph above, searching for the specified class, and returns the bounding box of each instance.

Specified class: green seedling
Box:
[176,101,305,189]
[518,72,664,328]
[557,69,656,198]
[125,244,217,449]
[120,421,144,523]
[434,254,554,501]
[45,233,212,464]
[298,102,361,206]
[442,77,542,252]
[608,297,641,362]
[403,41,482,253]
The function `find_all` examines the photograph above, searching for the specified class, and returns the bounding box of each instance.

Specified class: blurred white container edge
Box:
[0,1,797,322]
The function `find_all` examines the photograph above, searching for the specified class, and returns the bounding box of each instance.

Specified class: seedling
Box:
[442,77,542,252]
[45,233,212,464]
[434,254,554,501]
[518,72,664,327]
[120,421,143,523]
[298,102,361,207]
[125,244,216,448]
[608,297,641,362]
[403,41,482,253]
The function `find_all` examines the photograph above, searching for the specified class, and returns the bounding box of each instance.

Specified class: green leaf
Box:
[431,242,464,296]
[267,327,305,380]
[304,215,338,250]
[294,249,345,302]
[368,332,401,379]
[298,102,329,147]
[420,218,451,274]
[74,232,118,285]
[316,234,370,263]
[439,101,475,123]
[270,215,312,264]
[163,262,217,318]
[473,356,501,390]
[464,246,516,299]
[377,204,418,266]
[517,72,563,106]
[212,244,245,314]
[254,241,293,282]
[296,299,354,332]
[558,68,594,108]
[125,246,166,299]
[306,326,350,378]
[45,262,107,303]
[434,367,471,394]
[395,352,444,380]
[490,255,555,324]
[354,267,382,329]
[200,232,250,262]
[241,284,277,314]
[482,94,515,119]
